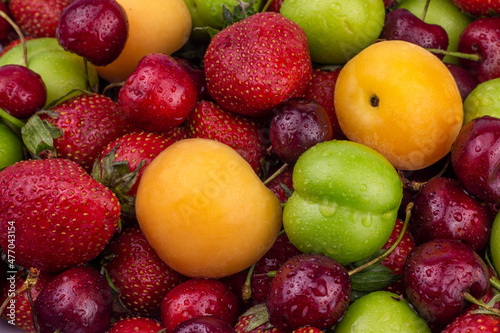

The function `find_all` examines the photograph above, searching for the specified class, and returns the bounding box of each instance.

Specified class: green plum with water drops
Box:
[283,140,403,265]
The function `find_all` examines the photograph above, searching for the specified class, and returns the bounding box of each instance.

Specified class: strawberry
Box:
[8,0,73,38]
[94,130,183,216]
[204,12,312,118]
[234,303,285,333]
[103,226,187,318]
[451,0,500,17]
[292,327,323,333]
[442,311,500,332]
[187,100,267,175]
[107,317,164,333]
[0,158,120,272]
[302,67,345,140]
[26,93,133,172]
[0,270,54,333]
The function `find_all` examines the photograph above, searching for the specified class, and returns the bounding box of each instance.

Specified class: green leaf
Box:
[350,264,402,292]
[21,112,61,157]
[222,0,257,28]
[193,26,220,39]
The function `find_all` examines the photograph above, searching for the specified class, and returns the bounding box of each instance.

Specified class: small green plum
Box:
[491,213,500,276]
[463,78,500,124]
[0,123,23,170]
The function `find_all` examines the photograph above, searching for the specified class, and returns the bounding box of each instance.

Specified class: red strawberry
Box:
[292,327,323,333]
[0,158,120,272]
[204,12,312,118]
[8,0,73,38]
[187,100,267,175]
[234,304,286,333]
[107,317,164,333]
[32,93,133,172]
[103,225,187,318]
[380,218,415,295]
[451,0,500,17]
[268,0,285,12]
[0,270,54,333]
[442,311,500,332]
[94,130,182,216]
[302,67,345,140]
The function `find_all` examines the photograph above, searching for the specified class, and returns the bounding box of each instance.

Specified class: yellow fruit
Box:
[135,138,283,278]
[97,0,192,82]
[334,40,463,171]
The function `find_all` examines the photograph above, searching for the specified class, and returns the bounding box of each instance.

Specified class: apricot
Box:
[135,138,283,278]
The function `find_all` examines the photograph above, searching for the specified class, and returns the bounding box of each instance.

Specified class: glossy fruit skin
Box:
[0,123,23,171]
[118,53,197,133]
[490,213,500,278]
[0,2,10,41]
[280,0,385,64]
[34,266,113,333]
[56,0,129,66]
[107,317,163,333]
[136,138,282,278]
[463,77,500,124]
[451,116,500,203]
[458,17,500,83]
[204,12,312,118]
[269,97,333,165]
[267,253,351,331]
[443,311,500,332]
[404,239,490,325]
[445,63,478,103]
[160,278,239,333]
[0,64,47,119]
[411,177,492,252]
[451,0,500,18]
[283,140,403,265]
[334,290,430,332]
[172,316,236,333]
[334,40,463,170]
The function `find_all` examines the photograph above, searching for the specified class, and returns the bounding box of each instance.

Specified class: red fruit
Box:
[172,316,236,333]
[292,327,323,333]
[204,12,312,118]
[0,158,120,272]
[442,311,500,332]
[445,63,479,102]
[451,0,500,17]
[104,226,187,318]
[302,67,344,139]
[175,56,210,101]
[118,53,198,133]
[234,304,286,333]
[107,317,163,333]
[0,2,11,41]
[187,100,267,175]
[37,93,133,172]
[0,271,54,333]
[160,278,239,333]
[34,266,113,333]
[56,0,129,66]
[268,0,285,12]
[265,164,294,203]
[9,0,73,38]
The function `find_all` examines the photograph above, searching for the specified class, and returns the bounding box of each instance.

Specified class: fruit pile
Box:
[1,0,500,332]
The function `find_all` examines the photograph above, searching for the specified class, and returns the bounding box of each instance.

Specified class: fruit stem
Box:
[348,202,413,276]
[263,163,289,185]
[426,48,481,62]
[0,10,28,67]
[421,0,431,22]
[242,262,256,303]
[25,268,41,333]
[490,277,500,292]
[0,107,26,131]
[261,0,273,12]
[463,291,500,316]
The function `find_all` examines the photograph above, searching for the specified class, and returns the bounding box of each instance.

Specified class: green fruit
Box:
[491,213,500,276]
[0,123,23,170]
[463,78,500,124]
[283,140,403,265]
[397,0,473,64]
[280,0,385,64]
[334,291,431,332]
[0,38,99,106]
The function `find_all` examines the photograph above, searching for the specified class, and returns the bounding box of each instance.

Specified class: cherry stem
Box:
[463,291,500,316]
[261,0,273,12]
[263,163,289,185]
[490,277,500,292]
[348,202,414,277]
[0,268,40,322]
[0,107,26,130]
[421,0,431,22]
[0,10,28,67]
[426,48,481,62]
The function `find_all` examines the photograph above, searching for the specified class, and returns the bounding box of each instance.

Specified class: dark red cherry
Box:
[172,316,236,333]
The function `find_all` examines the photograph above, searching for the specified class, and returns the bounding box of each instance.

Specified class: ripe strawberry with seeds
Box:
[187,100,267,175]
[108,317,164,333]
[451,0,500,17]
[292,327,323,333]
[204,11,312,118]
[0,158,120,273]
[103,226,187,318]
[234,304,286,333]
[9,0,73,38]
[442,311,500,332]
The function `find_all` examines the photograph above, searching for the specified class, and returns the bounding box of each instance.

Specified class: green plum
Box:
[334,291,431,332]
[0,38,99,107]
[280,0,385,64]
[0,123,23,170]
[283,140,403,265]
[463,78,500,124]
[491,213,500,276]
[397,0,473,64]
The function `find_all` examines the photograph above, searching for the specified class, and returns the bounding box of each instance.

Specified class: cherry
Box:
[34,265,113,333]
[411,177,492,252]
[379,8,449,59]
[451,116,500,203]
[0,64,47,119]
[445,63,479,102]
[172,316,236,333]
[56,0,128,66]
[458,17,500,83]
[404,239,490,325]
[0,2,10,41]
[266,253,351,331]
[269,97,333,165]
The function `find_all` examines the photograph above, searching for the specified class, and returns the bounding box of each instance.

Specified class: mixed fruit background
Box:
[0,0,500,332]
